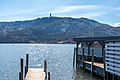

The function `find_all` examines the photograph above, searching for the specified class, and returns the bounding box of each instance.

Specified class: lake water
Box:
[0,44,101,80]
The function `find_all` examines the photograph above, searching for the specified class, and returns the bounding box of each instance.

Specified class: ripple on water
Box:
[0,44,101,80]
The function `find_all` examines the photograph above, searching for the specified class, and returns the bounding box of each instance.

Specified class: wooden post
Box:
[24,66,27,78]
[44,60,47,72]
[19,72,22,80]
[82,48,85,71]
[112,74,115,80]
[26,54,29,72]
[87,46,90,61]
[73,48,75,66]
[86,42,93,56]
[73,48,76,67]
[76,42,80,68]
[20,58,23,80]
[91,49,94,75]
[88,45,90,56]
[103,42,106,80]
[76,43,78,67]
[44,60,47,79]
[99,41,106,80]
[48,72,51,80]
[106,72,108,80]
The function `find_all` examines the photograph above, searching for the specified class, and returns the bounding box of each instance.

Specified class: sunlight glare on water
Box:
[0,44,101,80]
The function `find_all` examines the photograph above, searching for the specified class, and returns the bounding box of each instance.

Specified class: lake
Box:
[0,44,101,80]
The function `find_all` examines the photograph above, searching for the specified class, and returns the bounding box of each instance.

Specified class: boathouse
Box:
[73,36,120,80]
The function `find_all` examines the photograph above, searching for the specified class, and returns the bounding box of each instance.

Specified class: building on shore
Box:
[73,36,120,80]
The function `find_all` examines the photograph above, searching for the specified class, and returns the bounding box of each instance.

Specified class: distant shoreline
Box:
[0,42,75,44]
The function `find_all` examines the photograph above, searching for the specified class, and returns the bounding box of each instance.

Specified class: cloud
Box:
[51,5,120,19]
[51,5,103,14]
[117,14,120,16]
[51,5,110,18]
[0,9,37,17]
[1,4,120,22]
[54,11,108,18]
[75,11,108,18]
[111,7,120,10]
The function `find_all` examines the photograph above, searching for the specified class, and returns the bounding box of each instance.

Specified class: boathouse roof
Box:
[73,36,120,42]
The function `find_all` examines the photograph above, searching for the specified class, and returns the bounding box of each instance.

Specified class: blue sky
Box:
[0,0,120,26]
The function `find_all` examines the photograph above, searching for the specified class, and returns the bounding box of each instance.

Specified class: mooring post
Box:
[99,41,106,80]
[103,44,106,80]
[75,48,78,68]
[24,66,27,78]
[73,47,76,67]
[76,42,80,68]
[44,60,47,79]
[106,72,108,80]
[82,48,85,71]
[44,60,45,71]
[48,72,51,80]
[19,72,22,80]
[91,49,94,76]
[76,45,78,67]
[26,54,29,72]
[112,74,115,80]
[20,58,23,80]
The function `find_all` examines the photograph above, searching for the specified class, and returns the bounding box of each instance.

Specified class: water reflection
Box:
[0,44,101,80]
[75,68,102,80]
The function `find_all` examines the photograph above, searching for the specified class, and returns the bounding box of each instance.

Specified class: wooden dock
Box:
[84,61,104,68]
[19,54,50,80]
[73,47,105,78]
[25,68,45,80]
[73,36,120,80]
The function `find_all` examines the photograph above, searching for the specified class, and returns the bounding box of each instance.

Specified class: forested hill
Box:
[0,17,120,43]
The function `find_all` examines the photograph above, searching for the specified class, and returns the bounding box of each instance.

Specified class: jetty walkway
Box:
[19,54,50,80]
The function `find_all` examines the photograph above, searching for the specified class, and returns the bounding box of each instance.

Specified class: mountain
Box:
[0,17,120,43]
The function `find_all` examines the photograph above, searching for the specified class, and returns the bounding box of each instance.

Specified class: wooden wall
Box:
[106,42,120,76]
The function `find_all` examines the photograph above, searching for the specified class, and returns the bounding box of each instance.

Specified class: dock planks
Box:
[84,61,104,68]
[25,68,45,80]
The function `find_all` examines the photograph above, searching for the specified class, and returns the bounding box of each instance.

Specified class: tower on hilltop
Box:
[50,13,52,17]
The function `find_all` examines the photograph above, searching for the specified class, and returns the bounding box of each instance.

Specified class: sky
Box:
[0,0,120,27]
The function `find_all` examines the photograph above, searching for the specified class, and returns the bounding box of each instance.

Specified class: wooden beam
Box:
[100,41,106,80]
[88,41,93,55]
[26,54,29,73]
[82,48,85,71]
[106,71,108,80]
[76,42,80,68]
[112,74,115,80]
[20,58,23,80]
[73,48,76,67]
[44,60,47,79]
[19,72,22,80]
[24,66,27,78]
[84,61,103,68]
[73,36,120,42]
[91,49,94,76]
[48,72,51,80]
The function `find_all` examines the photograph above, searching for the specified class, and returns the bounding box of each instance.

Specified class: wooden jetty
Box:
[25,68,45,80]
[84,61,103,68]
[77,48,104,76]
[19,54,50,80]
[73,36,120,80]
